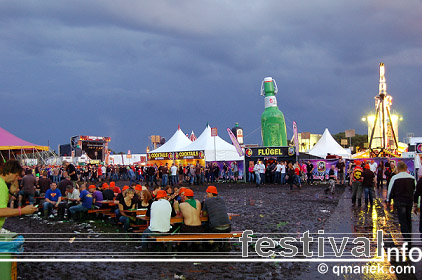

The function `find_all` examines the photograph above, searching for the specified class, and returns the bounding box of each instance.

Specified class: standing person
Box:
[161,163,169,187]
[413,176,422,238]
[18,168,37,206]
[213,163,220,183]
[376,161,385,189]
[0,160,37,229]
[325,165,336,194]
[362,164,376,207]
[178,164,184,184]
[170,163,178,186]
[306,161,314,185]
[253,161,261,187]
[63,160,78,184]
[286,162,298,190]
[293,163,302,188]
[336,159,345,185]
[350,161,364,207]
[258,160,265,185]
[280,161,286,184]
[387,161,417,247]
[274,161,282,184]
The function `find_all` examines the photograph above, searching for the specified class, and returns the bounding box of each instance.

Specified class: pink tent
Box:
[0,126,48,151]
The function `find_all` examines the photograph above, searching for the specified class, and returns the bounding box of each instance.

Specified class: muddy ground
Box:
[4,182,346,279]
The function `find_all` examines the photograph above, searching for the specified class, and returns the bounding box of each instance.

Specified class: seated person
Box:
[202,186,231,233]
[133,185,143,204]
[110,181,121,196]
[173,187,186,215]
[43,182,62,219]
[179,189,204,233]
[151,185,161,200]
[89,185,103,209]
[101,183,114,201]
[69,184,93,219]
[140,190,172,250]
[118,188,137,232]
[58,185,80,220]
[114,186,130,218]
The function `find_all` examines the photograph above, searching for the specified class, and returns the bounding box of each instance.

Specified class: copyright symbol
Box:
[317,263,329,274]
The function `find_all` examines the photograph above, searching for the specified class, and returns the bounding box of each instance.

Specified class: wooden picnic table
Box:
[97,200,118,206]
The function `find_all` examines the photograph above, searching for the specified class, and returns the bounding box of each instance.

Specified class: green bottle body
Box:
[261,77,288,146]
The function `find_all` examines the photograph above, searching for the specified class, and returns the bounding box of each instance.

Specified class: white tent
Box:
[182,125,244,162]
[308,128,351,158]
[149,126,192,153]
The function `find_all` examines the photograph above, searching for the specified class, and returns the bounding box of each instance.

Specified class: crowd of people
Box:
[1,160,233,250]
[2,157,422,254]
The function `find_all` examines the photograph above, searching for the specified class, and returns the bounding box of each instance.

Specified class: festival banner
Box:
[293,121,299,156]
[245,147,295,158]
[174,151,204,160]
[227,128,244,157]
[301,157,416,181]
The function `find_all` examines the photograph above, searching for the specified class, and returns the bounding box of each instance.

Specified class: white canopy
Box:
[149,127,192,153]
[308,128,351,158]
[182,125,244,162]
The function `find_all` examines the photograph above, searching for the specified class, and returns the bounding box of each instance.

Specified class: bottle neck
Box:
[264,96,277,108]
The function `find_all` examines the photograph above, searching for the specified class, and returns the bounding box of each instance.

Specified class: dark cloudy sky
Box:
[0,1,421,153]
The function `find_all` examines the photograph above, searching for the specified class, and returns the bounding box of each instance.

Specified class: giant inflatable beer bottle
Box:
[261,77,287,146]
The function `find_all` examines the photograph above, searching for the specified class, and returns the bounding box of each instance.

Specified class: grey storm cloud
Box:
[0,0,421,152]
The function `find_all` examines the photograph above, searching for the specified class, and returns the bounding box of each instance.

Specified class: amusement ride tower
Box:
[364,63,401,157]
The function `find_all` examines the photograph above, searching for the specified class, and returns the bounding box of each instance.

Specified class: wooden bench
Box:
[153,232,242,242]
[87,209,112,214]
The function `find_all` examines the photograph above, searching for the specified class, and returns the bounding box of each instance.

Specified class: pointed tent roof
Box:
[308,128,350,158]
[149,126,192,153]
[189,131,197,142]
[182,125,244,161]
[0,126,49,151]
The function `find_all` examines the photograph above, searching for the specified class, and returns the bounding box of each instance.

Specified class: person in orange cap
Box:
[202,186,231,233]
[102,182,114,200]
[140,189,172,250]
[179,189,204,233]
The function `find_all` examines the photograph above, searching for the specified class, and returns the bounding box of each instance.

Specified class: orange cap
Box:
[365,164,370,169]
[206,186,218,194]
[179,187,186,194]
[89,185,96,189]
[184,189,194,197]
[135,185,143,191]
[156,190,168,199]
[110,182,115,188]
[122,186,130,191]
[102,183,109,189]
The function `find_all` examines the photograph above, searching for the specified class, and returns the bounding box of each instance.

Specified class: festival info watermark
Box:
[239,230,418,274]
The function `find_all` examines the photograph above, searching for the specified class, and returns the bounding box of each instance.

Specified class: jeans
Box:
[52,175,60,184]
[307,173,313,184]
[171,175,177,186]
[351,181,363,205]
[119,215,131,231]
[43,202,56,214]
[294,175,301,186]
[364,187,374,205]
[162,174,168,186]
[19,190,35,205]
[275,172,281,184]
[280,173,286,184]
[395,204,412,246]
[255,173,261,185]
[189,175,195,185]
[69,204,89,214]
[259,173,265,185]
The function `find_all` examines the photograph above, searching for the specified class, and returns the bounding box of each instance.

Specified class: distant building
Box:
[290,132,322,153]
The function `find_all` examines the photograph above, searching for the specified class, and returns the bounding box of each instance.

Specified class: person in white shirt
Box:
[170,163,178,186]
[274,162,282,184]
[140,190,172,250]
[369,160,377,174]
